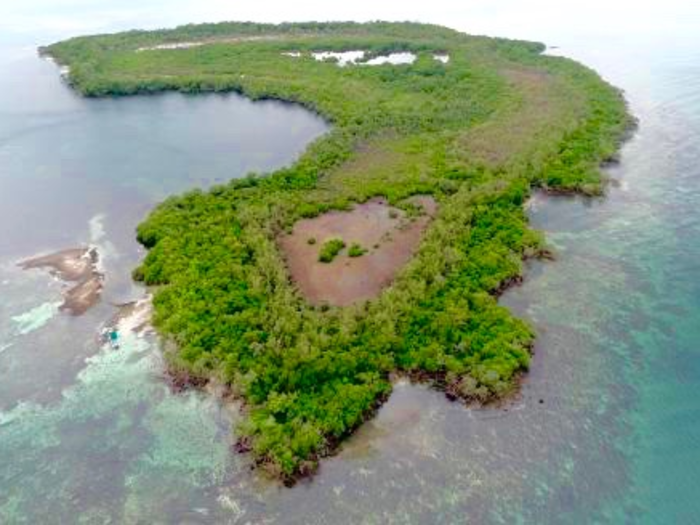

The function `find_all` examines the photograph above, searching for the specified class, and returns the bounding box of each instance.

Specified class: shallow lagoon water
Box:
[1,24,700,525]
[0,51,328,413]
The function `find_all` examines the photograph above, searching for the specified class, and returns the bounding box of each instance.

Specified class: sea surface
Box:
[1,10,699,525]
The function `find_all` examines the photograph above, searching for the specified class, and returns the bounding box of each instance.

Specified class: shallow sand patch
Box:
[136,35,308,53]
[312,50,366,66]
[19,248,103,315]
[364,52,417,65]
[136,42,205,51]
[280,196,436,306]
[311,51,418,67]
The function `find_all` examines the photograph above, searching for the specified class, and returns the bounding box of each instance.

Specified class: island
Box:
[44,21,631,483]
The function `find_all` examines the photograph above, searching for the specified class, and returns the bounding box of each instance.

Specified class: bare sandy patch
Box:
[136,34,314,53]
[363,52,417,65]
[19,247,104,315]
[312,50,366,66]
[280,196,436,306]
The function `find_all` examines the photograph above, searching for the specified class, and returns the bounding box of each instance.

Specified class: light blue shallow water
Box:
[1,12,699,525]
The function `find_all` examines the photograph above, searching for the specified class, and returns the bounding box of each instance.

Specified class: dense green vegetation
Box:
[47,21,631,482]
[318,238,346,263]
[348,243,368,258]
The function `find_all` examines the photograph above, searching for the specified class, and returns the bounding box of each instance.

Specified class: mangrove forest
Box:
[45,21,631,483]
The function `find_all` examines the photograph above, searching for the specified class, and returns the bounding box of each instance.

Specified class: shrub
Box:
[318,238,346,262]
[348,243,368,257]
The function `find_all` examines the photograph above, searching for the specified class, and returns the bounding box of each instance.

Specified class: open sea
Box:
[0,3,699,523]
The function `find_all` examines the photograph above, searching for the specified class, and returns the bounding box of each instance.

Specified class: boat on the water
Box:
[102,327,120,349]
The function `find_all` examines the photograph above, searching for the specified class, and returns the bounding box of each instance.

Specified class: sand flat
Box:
[19,247,104,315]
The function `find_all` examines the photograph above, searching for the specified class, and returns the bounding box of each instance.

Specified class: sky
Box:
[1,0,699,49]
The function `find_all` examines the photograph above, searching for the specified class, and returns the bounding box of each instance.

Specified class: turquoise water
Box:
[1,10,700,525]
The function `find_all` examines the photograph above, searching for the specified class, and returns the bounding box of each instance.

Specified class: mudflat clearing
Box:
[280,196,436,305]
